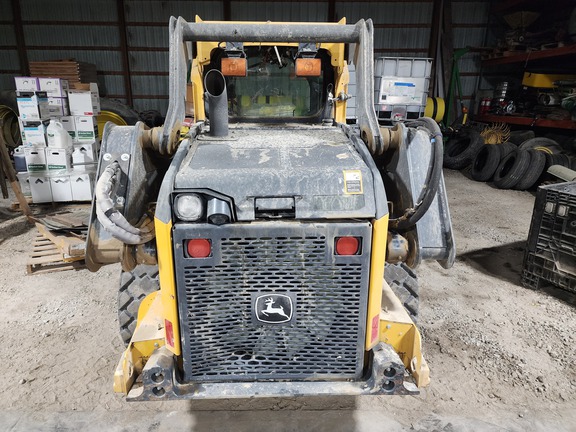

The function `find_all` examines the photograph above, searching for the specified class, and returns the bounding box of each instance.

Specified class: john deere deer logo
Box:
[254,294,294,324]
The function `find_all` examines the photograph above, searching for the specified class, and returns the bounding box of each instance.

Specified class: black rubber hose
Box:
[390,117,443,230]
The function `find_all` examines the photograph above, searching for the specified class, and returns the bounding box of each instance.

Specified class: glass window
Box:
[224,46,325,120]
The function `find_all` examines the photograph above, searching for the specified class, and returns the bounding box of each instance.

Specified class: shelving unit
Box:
[475,114,576,130]
[482,44,576,67]
[474,0,576,130]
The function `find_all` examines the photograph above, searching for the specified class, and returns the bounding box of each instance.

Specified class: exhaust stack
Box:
[204,69,229,137]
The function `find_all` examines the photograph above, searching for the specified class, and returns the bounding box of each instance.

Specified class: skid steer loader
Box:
[86,16,455,400]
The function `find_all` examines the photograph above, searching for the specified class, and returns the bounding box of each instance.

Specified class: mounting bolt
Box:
[116,196,125,206]
[386,324,391,329]
[121,153,130,161]
[103,153,112,161]
[154,342,159,348]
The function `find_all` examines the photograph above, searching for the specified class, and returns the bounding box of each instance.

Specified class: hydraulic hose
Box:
[95,161,155,245]
[390,117,444,230]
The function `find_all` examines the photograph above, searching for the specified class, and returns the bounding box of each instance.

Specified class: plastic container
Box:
[522,181,576,293]
[13,146,27,173]
[46,119,73,151]
[373,57,433,122]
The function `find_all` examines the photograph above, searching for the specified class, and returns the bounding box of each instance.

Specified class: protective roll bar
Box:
[162,16,384,155]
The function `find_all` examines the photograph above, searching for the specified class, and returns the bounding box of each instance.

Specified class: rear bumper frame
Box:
[126,343,417,401]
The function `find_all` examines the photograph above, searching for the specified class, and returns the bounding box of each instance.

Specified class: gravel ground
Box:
[0,169,575,431]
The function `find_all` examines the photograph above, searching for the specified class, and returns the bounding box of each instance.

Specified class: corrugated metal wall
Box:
[0,0,490,115]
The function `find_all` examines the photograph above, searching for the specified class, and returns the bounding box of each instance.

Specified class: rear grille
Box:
[173,222,371,382]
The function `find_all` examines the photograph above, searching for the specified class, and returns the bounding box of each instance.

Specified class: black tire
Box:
[443,128,485,170]
[514,149,547,190]
[493,149,531,189]
[0,90,21,148]
[519,137,563,154]
[118,265,160,346]
[499,142,517,158]
[471,144,502,182]
[100,98,140,125]
[508,130,535,145]
[545,152,571,169]
[384,263,419,322]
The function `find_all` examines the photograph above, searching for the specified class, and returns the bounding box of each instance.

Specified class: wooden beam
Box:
[223,0,231,20]
[117,0,134,107]
[0,119,32,218]
[11,0,29,75]
[328,0,336,22]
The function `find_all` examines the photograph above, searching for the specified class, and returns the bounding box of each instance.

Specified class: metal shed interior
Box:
[0,0,491,115]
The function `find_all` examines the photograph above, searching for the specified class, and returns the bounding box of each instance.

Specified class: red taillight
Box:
[165,319,174,347]
[335,236,360,255]
[187,239,211,258]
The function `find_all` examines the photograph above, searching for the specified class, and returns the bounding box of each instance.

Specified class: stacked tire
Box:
[444,128,572,191]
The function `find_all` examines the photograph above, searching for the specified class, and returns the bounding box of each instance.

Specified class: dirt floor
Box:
[1,169,575,432]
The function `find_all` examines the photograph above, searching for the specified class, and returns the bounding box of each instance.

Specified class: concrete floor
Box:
[1,169,575,432]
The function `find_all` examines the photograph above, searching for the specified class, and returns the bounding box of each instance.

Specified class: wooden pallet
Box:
[27,234,85,275]
[29,60,98,84]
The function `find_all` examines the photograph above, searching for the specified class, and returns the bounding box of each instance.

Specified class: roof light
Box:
[295,58,321,77]
[222,57,247,77]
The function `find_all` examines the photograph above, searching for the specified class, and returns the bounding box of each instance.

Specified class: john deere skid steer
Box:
[86,16,454,400]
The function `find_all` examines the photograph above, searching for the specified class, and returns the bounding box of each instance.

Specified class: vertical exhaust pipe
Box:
[204,69,229,137]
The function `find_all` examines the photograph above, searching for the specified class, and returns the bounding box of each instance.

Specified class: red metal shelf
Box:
[482,44,576,66]
[475,114,576,130]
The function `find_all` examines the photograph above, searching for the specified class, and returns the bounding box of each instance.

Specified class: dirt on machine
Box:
[85,16,455,400]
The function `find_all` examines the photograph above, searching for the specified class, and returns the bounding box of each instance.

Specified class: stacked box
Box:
[522,182,576,294]
[60,116,76,141]
[46,147,73,172]
[374,57,433,122]
[16,91,50,121]
[68,83,100,116]
[22,120,50,146]
[17,172,31,197]
[70,171,95,201]
[38,77,69,97]
[72,143,96,170]
[47,97,70,117]
[74,116,98,143]
[29,175,52,203]
[14,77,100,203]
[50,175,73,202]
[14,77,40,92]
[24,147,47,172]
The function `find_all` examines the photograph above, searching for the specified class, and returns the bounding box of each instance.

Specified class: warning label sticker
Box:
[343,170,363,195]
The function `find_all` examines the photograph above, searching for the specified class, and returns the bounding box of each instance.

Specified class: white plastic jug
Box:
[46,119,73,151]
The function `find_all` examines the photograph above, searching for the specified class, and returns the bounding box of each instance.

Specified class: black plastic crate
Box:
[521,181,576,293]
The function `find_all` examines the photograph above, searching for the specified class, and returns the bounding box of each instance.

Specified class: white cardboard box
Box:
[29,175,52,203]
[68,83,100,116]
[50,175,73,202]
[16,91,50,121]
[47,97,70,117]
[17,172,31,196]
[39,77,69,98]
[74,116,98,143]
[60,116,76,141]
[72,143,96,168]
[22,120,49,146]
[17,117,27,145]
[24,147,47,172]
[70,172,95,201]
[14,77,40,92]
[46,147,72,172]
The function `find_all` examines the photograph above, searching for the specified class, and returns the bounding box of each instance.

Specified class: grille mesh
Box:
[174,224,370,382]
